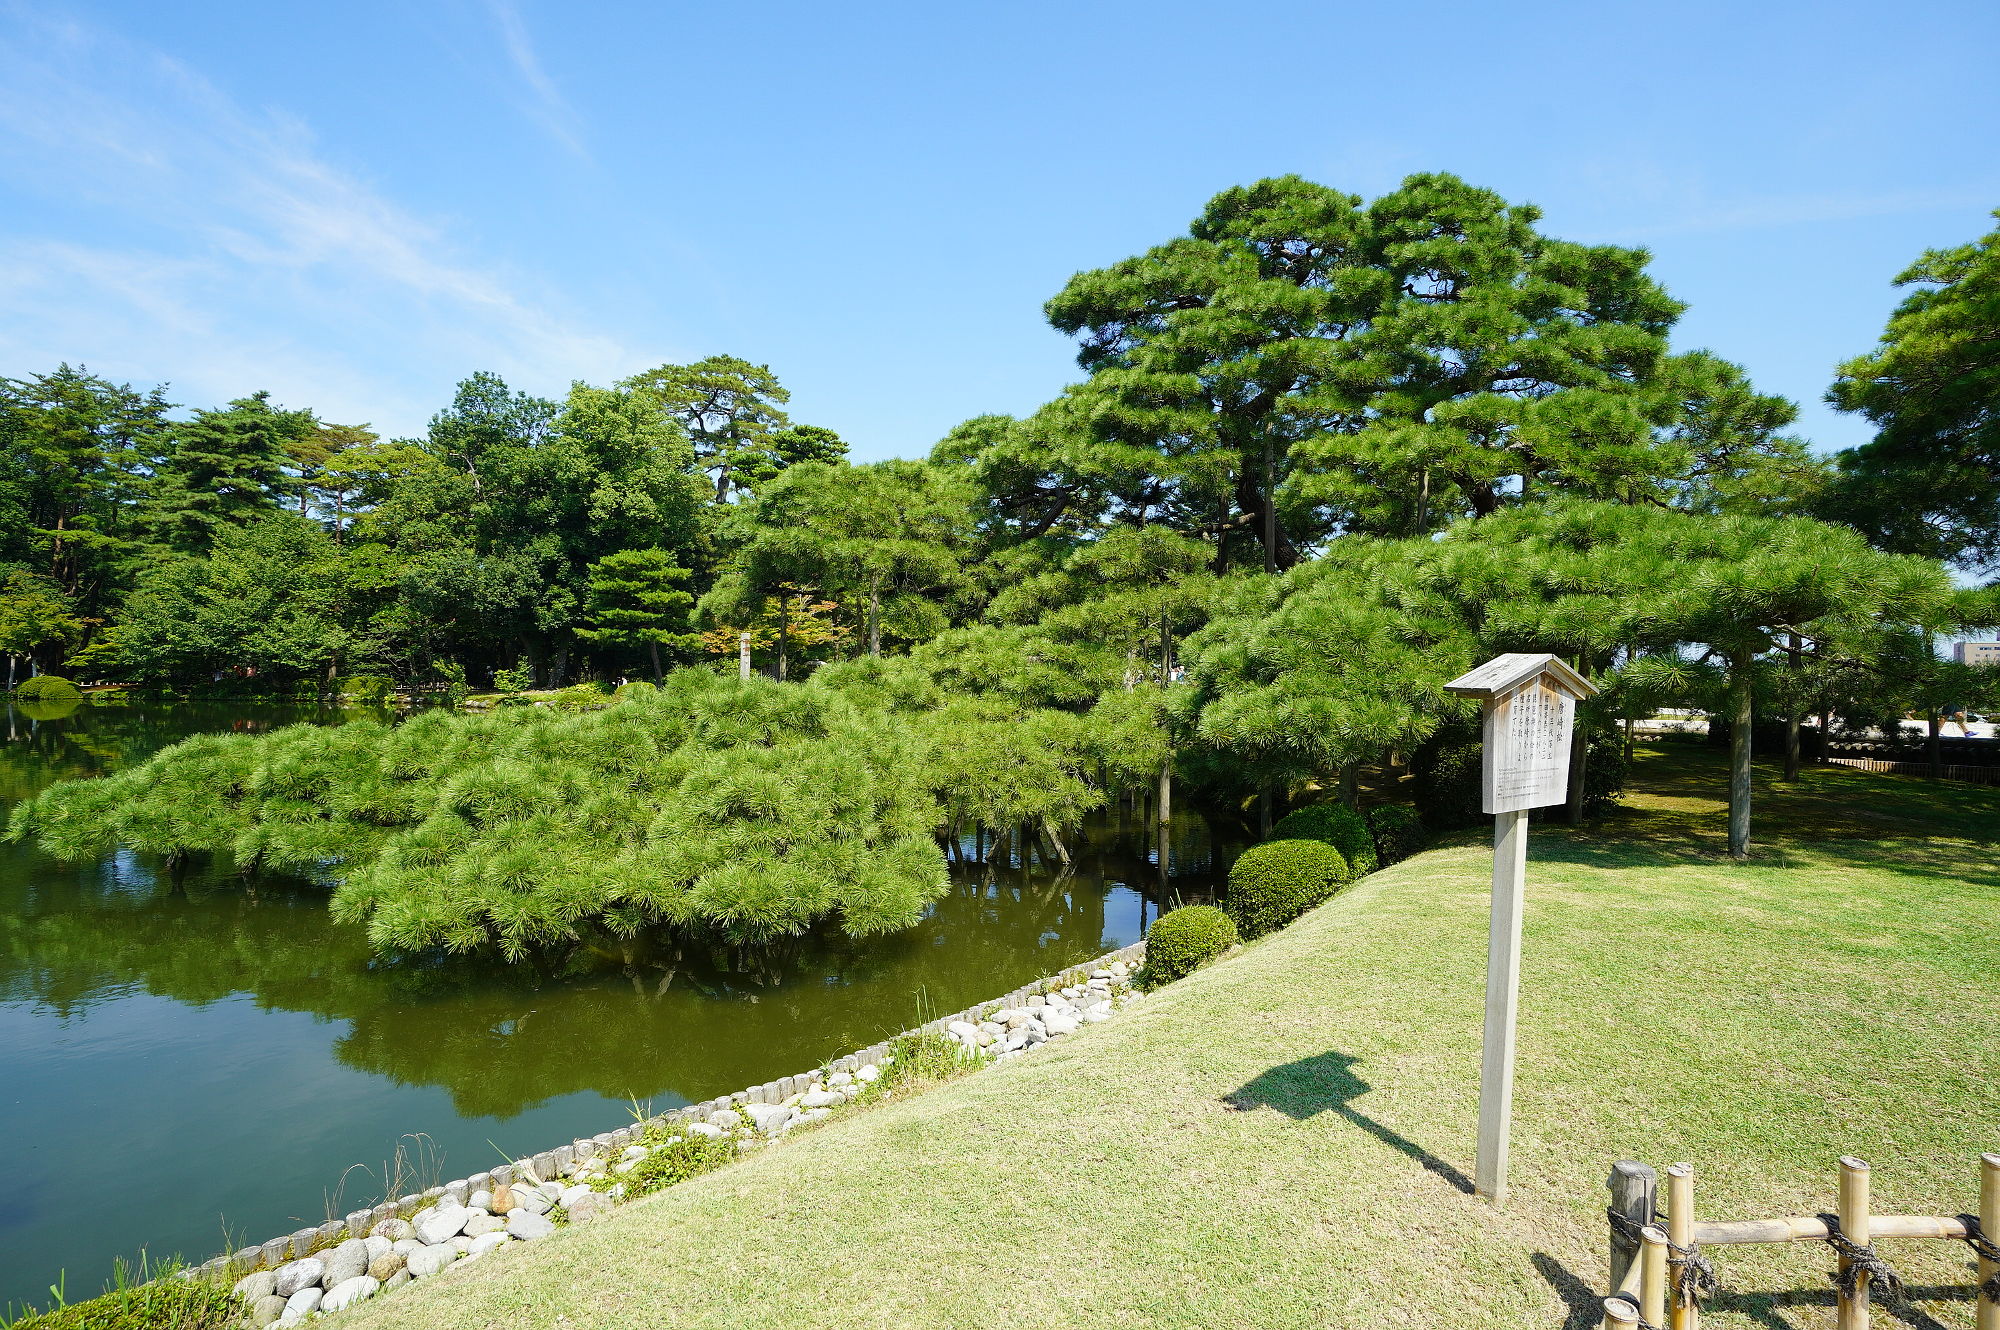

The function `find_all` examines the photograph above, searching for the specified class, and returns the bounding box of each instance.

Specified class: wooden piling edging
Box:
[1838,1156,1872,1330]
[1979,1153,1999,1330]
[1666,1163,1696,1330]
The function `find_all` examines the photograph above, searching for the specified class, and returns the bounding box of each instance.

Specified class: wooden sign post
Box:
[1444,652,1596,1205]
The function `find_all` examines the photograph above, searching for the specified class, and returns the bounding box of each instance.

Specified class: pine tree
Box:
[577,549,696,682]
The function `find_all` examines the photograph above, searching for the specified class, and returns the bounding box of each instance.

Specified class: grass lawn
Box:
[343,747,2000,1329]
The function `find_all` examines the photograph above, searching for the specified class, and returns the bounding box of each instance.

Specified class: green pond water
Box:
[0,699,1228,1311]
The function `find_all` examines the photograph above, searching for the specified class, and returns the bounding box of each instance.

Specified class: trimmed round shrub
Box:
[613,680,658,701]
[1223,838,1350,938]
[1366,804,1426,866]
[1140,905,1238,986]
[14,674,83,702]
[1271,801,1377,875]
[546,682,612,711]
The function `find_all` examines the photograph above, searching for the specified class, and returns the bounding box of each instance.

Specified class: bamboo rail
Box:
[1603,1154,2000,1329]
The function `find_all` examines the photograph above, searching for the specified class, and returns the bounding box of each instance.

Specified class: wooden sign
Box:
[1445,652,1596,813]
[1441,652,1596,1205]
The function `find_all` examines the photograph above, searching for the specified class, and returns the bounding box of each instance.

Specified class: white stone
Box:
[507,1210,556,1240]
[282,1287,322,1318]
[271,1260,324,1299]
[413,1203,469,1245]
[235,1270,278,1303]
[708,1108,743,1129]
[560,1184,593,1208]
[406,1244,456,1278]
[828,1070,854,1087]
[510,1186,552,1216]
[856,1064,879,1082]
[688,1121,724,1137]
[1084,1008,1112,1023]
[800,1106,832,1122]
[468,1189,492,1211]
[321,1238,370,1286]
[392,1238,421,1255]
[743,1101,796,1136]
[620,1144,647,1162]
[361,1235,391,1263]
[467,1231,512,1257]
[462,1211,506,1237]
[451,1236,472,1254]
[321,1275,379,1312]
[800,1087,841,1109]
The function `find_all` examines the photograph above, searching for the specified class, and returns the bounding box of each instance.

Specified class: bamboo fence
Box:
[1599,1153,2000,1329]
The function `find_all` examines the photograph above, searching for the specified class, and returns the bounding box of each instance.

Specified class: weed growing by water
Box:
[592,1124,736,1200]
[0,1254,235,1330]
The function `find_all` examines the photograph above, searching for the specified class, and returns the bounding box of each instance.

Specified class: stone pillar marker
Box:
[1444,652,1596,1206]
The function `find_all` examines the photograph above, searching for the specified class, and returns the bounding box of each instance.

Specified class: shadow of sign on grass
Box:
[1222,1049,1474,1196]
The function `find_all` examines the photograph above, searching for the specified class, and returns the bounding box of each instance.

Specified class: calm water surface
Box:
[0,700,1230,1309]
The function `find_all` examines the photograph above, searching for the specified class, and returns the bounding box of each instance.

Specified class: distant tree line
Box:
[10,176,2000,915]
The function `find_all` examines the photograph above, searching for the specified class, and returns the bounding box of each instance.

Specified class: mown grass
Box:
[341,748,2000,1329]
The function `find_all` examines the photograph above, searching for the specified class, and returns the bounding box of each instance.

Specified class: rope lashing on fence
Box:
[1606,1207,1718,1308]
[1818,1213,1908,1303]
[1956,1214,2000,1302]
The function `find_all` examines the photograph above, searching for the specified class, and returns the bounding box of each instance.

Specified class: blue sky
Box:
[2,0,1996,458]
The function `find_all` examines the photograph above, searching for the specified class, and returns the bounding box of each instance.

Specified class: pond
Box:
[0,699,1232,1310]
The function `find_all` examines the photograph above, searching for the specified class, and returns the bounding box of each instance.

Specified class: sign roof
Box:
[1442,652,1598,700]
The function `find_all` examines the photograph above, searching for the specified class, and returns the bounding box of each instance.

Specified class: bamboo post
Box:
[1667,1162,1696,1330]
[1838,1156,1871,1330]
[1603,1297,1641,1330]
[1608,1161,1658,1297]
[1980,1152,1999,1330]
[1640,1225,1670,1330]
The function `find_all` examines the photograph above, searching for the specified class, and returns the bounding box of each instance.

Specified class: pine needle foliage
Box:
[9,673,948,958]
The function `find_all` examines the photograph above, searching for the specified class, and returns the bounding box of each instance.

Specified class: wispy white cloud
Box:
[486,0,589,160]
[0,11,635,433]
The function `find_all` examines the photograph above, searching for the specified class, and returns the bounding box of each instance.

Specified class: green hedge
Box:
[1140,906,1237,986]
[13,674,83,702]
[1271,801,1377,874]
[6,1282,240,1330]
[1366,805,1426,866]
[613,680,658,701]
[1223,838,1350,938]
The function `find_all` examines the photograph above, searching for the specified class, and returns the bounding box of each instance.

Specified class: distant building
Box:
[1954,641,2000,667]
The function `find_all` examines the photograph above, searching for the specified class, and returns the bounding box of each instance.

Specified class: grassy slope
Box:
[344,749,2000,1329]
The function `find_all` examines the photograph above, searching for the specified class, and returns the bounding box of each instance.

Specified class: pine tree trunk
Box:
[1258,789,1272,838]
[868,579,882,658]
[1042,818,1071,866]
[1566,656,1591,826]
[1728,651,1754,860]
[1784,713,1802,783]
[1927,711,1943,779]
[649,640,663,684]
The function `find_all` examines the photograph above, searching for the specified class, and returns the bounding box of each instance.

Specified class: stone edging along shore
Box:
[190,939,1148,1326]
